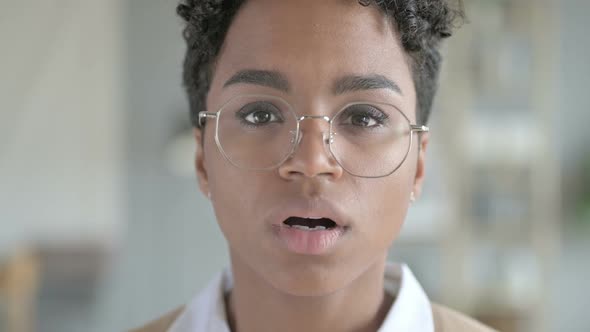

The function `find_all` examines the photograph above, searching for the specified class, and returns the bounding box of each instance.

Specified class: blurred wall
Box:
[0,0,124,252]
[552,3,590,331]
[93,1,228,331]
[559,0,590,169]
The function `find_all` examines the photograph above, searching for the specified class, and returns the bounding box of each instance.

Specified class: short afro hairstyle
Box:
[176,0,464,127]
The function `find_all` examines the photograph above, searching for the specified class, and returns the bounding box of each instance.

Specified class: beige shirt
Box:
[131,263,497,332]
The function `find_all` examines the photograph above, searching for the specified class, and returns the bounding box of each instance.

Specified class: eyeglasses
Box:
[198,94,428,178]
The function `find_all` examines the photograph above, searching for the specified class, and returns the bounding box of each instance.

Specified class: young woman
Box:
[134,0,496,331]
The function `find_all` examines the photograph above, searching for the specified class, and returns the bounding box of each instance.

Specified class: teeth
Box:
[292,225,311,230]
[290,225,327,231]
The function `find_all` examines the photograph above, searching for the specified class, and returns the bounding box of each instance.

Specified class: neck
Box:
[225,254,393,332]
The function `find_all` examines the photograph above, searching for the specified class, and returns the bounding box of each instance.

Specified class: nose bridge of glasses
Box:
[287,114,334,158]
[295,114,332,145]
[298,114,331,122]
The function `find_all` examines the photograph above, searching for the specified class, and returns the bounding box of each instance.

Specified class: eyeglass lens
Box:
[215,95,413,177]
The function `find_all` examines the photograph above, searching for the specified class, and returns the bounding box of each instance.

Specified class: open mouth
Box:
[283,217,338,231]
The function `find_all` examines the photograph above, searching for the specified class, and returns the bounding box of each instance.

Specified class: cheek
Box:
[203,142,270,241]
[356,164,416,245]
[369,183,409,232]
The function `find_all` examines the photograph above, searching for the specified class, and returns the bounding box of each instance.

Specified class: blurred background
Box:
[1,0,589,331]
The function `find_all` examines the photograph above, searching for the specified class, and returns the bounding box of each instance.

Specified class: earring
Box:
[207,192,212,200]
[410,192,416,203]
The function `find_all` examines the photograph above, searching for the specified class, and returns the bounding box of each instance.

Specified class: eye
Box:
[245,110,275,124]
[339,104,388,128]
[350,113,377,127]
[237,102,283,125]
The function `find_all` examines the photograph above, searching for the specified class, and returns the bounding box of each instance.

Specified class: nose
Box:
[278,116,344,180]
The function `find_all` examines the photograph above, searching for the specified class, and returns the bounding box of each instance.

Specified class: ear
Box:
[193,127,210,198]
[412,132,429,200]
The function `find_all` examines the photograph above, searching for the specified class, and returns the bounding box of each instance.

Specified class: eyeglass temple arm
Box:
[198,112,217,128]
[410,125,429,133]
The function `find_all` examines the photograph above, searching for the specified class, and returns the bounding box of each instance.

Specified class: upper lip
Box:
[268,198,350,228]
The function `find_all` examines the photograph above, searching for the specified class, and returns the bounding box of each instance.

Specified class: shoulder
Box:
[129,306,185,332]
[431,302,498,332]
[130,269,229,332]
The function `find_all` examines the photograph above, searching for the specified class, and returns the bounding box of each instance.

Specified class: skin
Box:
[193,0,430,331]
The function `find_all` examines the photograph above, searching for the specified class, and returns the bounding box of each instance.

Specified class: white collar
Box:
[167,262,433,332]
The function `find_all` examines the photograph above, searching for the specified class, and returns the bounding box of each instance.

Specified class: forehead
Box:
[209,0,414,103]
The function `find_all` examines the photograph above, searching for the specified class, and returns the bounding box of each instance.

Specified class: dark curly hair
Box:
[176,0,464,128]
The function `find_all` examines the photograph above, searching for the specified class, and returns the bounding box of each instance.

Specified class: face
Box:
[194,0,429,296]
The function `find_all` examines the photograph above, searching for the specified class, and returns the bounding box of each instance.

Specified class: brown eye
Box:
[237,101,284,126]
[250,111,272,124]
[350,114,374,127]
[339,104,388,128]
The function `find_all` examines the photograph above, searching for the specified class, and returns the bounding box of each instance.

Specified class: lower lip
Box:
[272,225,347,255]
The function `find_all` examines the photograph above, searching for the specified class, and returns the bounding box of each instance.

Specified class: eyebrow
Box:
[223,69,402,95]
[333,74,403,95]
[224,69,290,92]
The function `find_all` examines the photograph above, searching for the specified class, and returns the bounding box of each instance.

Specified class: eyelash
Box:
[235,102,284,127]
[340,105,390,126]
